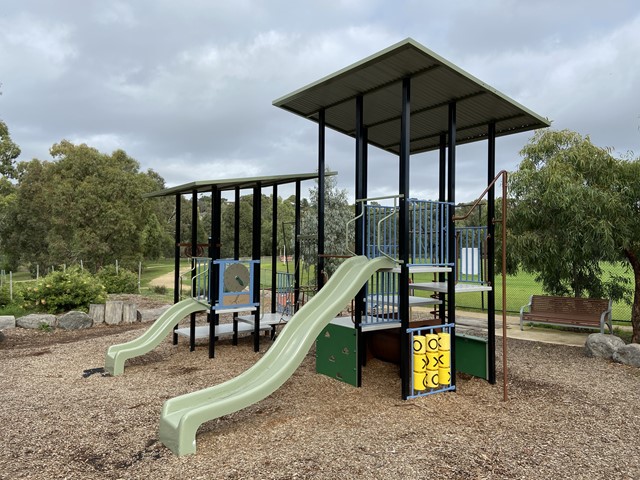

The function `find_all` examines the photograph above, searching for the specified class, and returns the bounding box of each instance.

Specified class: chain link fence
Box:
[455,263,632,324]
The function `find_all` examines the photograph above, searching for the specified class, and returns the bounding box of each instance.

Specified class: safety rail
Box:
[364,199,453,267]
[456,226,488,284]
[276,272,295,316]
[407,323,456,399]
[348,194,404,262]
[179,257,211,304]
[363,269,399,326]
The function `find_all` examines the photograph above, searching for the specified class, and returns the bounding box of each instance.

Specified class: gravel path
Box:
[1,319,639,479]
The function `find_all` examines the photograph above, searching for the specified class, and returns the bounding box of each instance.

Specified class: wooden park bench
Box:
[519,295,613,334]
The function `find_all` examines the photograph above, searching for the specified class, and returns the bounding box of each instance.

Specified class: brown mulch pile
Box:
[0,316,639,479]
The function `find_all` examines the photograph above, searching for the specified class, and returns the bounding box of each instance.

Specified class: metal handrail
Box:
[451,169,509,402]
[348,194,404,260]
[179,257,211,303]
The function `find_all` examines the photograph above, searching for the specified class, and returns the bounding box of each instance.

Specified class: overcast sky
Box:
[1,1,639,203]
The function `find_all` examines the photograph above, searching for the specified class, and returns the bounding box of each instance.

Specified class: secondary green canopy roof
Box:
[146,171,336,198]
[273,38,550,155]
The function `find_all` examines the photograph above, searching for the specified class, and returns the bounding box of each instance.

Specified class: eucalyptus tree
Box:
[510,129,640,342]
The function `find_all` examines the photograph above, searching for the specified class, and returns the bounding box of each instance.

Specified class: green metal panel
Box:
[455,333,488,380]
[316,323,358,387]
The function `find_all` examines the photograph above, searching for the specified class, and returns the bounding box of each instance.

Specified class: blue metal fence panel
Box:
[455,226,488,284]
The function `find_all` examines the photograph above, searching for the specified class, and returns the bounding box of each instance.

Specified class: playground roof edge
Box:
[273,38,550,156]
[146,171,337,198]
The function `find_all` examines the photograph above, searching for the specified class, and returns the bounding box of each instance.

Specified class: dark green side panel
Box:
[316,323,358,386]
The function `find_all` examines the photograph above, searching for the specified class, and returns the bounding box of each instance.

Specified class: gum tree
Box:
[510,129,640,343]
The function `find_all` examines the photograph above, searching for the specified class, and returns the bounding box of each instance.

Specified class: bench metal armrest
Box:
[600,299,613,334]
[519,295,533,330]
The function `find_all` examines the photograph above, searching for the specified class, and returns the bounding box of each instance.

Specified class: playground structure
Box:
[105,38,549,455]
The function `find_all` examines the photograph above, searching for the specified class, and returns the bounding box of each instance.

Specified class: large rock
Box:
[16,314,57,329]
[57,311,93,330]
[137,306,171,323]
[584,333,626,359]
[612,344,640,367]
[0,315,16,329]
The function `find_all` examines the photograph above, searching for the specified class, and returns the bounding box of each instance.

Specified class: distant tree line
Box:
[0,120,338,274]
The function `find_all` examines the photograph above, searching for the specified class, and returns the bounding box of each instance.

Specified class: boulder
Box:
[57,311,93,330]
[0,315,16,329]
[16,313,57,329]
[137,306,171,323]
[584,333,626,359]
[612,344,640,368]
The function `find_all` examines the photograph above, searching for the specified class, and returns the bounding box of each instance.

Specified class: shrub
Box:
[22,267,107,314]
[0,285,11,308]
[152,285,168,295]
[96,265,138,294]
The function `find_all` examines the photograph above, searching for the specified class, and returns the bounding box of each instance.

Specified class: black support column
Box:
[189,190,198,352]
[209,186,222,358]
[447,102,457,388]
[438,133,447,321]
[252,184,262,352]
[354,94,365,387]
[173,194,181,345]
[487,122,497,384]
[317,109,326,291]
[294,180,302,311]
[399,77,411,400]
[271,185,278,313]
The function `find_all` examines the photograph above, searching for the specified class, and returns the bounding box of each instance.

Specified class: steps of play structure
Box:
[174,322,271,340]
[410,282,492,293]
[385,265,452,274]
[236,312,291,328]
[366,295,441,308]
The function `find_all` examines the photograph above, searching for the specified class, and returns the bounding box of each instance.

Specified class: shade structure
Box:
[273,38,550,155]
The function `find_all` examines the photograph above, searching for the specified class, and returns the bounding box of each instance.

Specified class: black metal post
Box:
[271,185,278,313]
[252,184,262,352]
[447,102,457,388]
[487,122,497,384]
[438,133,447,321]
[317,108,326,291]
[173,194,181,345]
[190,189,198,352]
[209,186,222,358]
[294,180,302,311]
[399,77,411,400]
[355,95,365,387]
[231,187,241,346]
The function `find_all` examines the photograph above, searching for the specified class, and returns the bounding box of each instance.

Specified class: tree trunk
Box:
[624,249,640,343]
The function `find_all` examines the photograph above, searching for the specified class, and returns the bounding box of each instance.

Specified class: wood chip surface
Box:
[1,306,639,479]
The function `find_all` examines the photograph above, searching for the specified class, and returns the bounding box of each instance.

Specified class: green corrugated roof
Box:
[273,38,550,155]
[146,171,336,198]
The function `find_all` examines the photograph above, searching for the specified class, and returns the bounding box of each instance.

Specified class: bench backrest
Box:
[530,295,609,317]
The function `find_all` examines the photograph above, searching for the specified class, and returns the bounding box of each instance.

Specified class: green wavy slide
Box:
[159,255,396,456]
[104,298,208,376]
